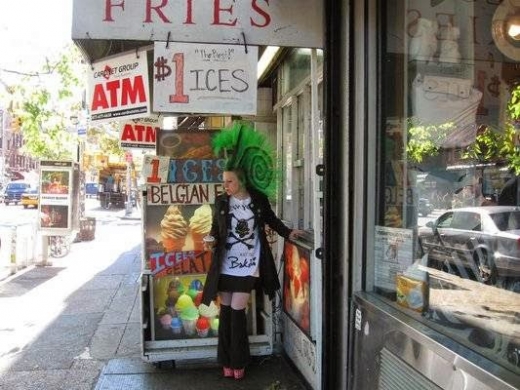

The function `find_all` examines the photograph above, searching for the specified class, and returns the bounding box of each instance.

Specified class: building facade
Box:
[71,1,520,389]
[325,1,520,389]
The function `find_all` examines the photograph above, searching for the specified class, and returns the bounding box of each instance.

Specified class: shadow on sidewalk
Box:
[0,267,65,298]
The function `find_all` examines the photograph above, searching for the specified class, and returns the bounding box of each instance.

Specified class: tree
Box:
[2,44,125,162]
[4,44,84,160]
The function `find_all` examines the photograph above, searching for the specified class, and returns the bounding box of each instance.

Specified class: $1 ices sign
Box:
[152,42,258,115]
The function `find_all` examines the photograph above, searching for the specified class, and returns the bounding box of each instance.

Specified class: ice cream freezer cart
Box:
[139,129,276,365]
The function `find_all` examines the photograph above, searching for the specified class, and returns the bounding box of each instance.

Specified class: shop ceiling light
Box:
[507,14,520,40]
[492,0,520,60]
[257,46,280,80]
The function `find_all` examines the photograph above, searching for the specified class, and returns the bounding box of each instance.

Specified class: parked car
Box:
[4,181,31,205]
[418,198,434,217]
[20,188,39,209]
[419,206,520,285]
[85,182,99,198]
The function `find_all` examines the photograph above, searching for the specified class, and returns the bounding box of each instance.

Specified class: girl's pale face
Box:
[223,171,241,196]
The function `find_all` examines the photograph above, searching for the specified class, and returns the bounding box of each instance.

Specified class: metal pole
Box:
[0,109,4,185]
[78,140,86,219]
[40,235,48,266]
[125,156,132,216]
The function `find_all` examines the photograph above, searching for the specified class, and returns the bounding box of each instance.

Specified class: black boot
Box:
[230,308,250,369]
[217,305,231,367]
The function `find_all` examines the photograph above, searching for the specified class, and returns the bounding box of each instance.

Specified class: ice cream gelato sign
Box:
[88,49,150,123]
[142,155,224,205]
[150,250,208,276]
[153,42,257,115]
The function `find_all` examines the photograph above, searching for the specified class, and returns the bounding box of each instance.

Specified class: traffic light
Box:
[11,116,22,132]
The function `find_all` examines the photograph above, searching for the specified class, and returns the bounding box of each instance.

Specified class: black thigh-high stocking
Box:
[217,304,231,367]
[230,308,250,369]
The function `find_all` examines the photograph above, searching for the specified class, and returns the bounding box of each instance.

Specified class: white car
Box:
[419,206,520,286]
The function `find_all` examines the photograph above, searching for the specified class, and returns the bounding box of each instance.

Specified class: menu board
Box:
[39,160,74,234]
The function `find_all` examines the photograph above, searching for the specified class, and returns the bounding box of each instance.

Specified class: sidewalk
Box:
[0,215,308,390]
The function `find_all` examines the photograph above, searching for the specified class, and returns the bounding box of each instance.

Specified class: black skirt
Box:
[218,274,258,293]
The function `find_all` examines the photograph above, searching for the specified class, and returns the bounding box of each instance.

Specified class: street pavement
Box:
[0,203,308,390]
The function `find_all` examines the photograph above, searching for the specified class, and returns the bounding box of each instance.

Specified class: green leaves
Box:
[463,126,501,162]
[406,119,454,163]
[508,85,520,121]
[5,44,85,160]
[407,84,520,176]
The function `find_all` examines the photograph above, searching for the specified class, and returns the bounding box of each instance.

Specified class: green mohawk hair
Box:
[212,121,277,199]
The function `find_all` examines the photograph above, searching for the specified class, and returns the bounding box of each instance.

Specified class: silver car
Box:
[419,206,520,285]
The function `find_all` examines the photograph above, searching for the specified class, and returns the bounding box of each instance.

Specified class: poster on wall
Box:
[283,241,311,336]
[143,130,224,341]
[374,226,414,292]
[142,130,224,262]
[39,161,74,234]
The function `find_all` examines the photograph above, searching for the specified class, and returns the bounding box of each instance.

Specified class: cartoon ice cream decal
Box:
[160,205,189,252]
[189,204,212,250]
[196,316,210,337]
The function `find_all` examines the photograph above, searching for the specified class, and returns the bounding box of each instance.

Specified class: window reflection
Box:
[377,0,520,373]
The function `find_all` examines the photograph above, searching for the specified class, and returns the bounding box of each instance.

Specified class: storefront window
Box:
[375,0,520,374]
[281,49,313,95]
[296,93,306,228]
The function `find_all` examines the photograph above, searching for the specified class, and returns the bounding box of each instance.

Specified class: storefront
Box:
[71,1,326,388]
[71,0,520,388]
[336,1,520,389]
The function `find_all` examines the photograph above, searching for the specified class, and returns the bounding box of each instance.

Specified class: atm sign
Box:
[120,123,157,150]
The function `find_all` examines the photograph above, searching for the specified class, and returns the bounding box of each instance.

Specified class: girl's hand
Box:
[289,229,304,241]
[203,235,216,251]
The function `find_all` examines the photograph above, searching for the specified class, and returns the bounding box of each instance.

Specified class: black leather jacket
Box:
[201,189,292,306]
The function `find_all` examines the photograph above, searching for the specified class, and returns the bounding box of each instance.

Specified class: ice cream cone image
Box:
[160,205,189,252]
[189,204,212,251]
[196,316,210,337]
[198,301,220,324]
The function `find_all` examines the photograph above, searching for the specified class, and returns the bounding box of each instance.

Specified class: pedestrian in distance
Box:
[105,173,115,192]
[201,122,303,381]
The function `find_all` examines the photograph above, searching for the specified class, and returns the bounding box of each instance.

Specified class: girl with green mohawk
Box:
[201,121,303,380]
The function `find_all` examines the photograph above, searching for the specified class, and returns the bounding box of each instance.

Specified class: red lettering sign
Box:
[91,76,146,111]
[149,250,211,276]
[121,124,158,143]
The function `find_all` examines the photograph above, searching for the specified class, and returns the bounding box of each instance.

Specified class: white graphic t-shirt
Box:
[221,196,260,277]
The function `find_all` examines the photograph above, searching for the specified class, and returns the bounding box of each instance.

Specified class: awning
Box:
[424,169,471,192]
